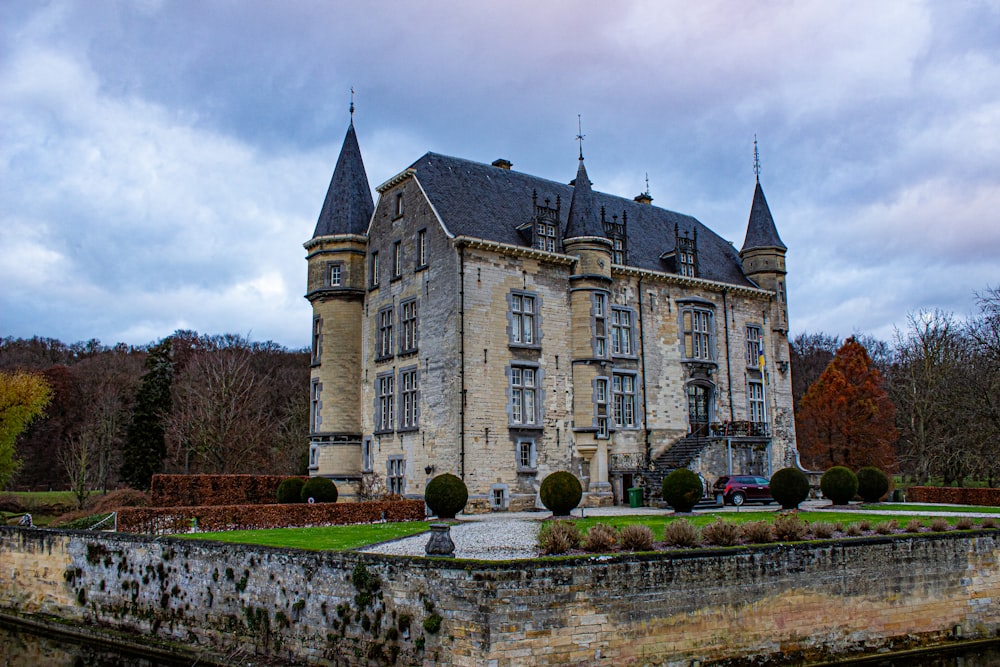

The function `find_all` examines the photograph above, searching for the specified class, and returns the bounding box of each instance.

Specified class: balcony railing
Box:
[710,421,771,438]
[609,452,649,472]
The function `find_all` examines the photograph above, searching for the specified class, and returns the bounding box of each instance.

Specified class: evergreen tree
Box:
[797,337,898,470]
[121,338,172,489]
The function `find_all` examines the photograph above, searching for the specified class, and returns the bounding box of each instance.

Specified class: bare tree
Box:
[60,431,97,509]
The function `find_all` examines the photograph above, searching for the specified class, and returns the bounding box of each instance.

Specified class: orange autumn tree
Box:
[797,337,898,470]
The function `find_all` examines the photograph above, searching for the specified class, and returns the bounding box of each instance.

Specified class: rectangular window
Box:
[682,308,713,360]
[517,440,537,471]
[595,376,610,438]
[311,316,322,364]
[593,293,608,358]
[679,251,695,277]
[394,193,404,218]
[399,367,418,430]
[749,381,766,423]
[327,262,342,287]
[310,380,322,432]
[535,223,556,252]
[613,373,637,428]
[400,299,418,354]
[387,456,405,495]
[417,229,427,268]
[613,238,624,264]
[377,307,394,360]
[611,307,634,356]
[370,251,379,288]
[510,365,538,427]
[510,292,537,346]
[362,438,373,473]
[392,240,401,279]
[376,372,394,433]
[746,325,763,368]
[309,444,319,470]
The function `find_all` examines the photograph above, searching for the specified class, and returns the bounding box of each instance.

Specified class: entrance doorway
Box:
[687,384,712,437]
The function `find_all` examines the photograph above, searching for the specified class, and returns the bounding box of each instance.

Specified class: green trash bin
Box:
[627,487,643,508]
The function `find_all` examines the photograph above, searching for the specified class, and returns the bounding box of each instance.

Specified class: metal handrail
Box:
[89,511,117,531]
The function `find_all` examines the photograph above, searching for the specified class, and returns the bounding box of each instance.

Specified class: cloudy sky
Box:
[2,1,998,350]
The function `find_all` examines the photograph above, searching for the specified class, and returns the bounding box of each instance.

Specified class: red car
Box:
[713,475,773,506]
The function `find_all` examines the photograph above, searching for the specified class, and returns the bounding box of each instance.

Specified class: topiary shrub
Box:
[856,466,890,503]
[277,477,306,504]
[661,468,703,513]
[539,471,583,517]
[300,477,338,503]
[820,466,858,505]
[769,467,810,510]
[424,473,468,519]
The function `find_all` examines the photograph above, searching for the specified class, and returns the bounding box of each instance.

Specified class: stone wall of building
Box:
[2,526,998,666]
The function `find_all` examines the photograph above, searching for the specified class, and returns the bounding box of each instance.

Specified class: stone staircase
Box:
[642,436,721,509]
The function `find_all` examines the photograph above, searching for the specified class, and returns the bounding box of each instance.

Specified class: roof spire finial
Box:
[349,87,355,122]
[753,133,761,182]
[576,114,586,161]
[645,172,651,196]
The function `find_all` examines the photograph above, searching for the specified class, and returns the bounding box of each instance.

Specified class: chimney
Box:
[492,158,512,170]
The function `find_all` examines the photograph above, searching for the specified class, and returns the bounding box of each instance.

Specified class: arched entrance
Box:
[686,383,713,437]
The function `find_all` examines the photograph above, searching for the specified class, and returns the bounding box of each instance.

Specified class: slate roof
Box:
[564,158,606,239]
[407,152,758,289]
[741,180,786,252]
[313,122,374,238]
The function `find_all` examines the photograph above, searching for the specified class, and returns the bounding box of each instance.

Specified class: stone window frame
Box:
[508,290,542,349]
[490,484,509,510]
[308,443,319,471]
[416,228,428,271]
[326,261,344,288]
[398,365,419,432]
[748,379,766,424]
[361,437,374,473]
[535,222,557,252]
[391,240,402,281]
[387,455,405,495]
[593,375,610,438]
[399,298,418,355]
[311,315,322,366]
[375,370,395,434]
[310,379,322,433]
[610,306,637,358]
[746,324,763,368]
[516,438,538,473]
[507,361,544,430]
[613,371,639,429]
[376,306,394,361]
[393,192,404,220]
[680,306,715,361]
[592,291,610,358]
[369,251,380,290]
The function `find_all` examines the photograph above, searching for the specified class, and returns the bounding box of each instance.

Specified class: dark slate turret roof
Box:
[313,122,373,238]
[564,158,605,240]
[407,153,757,288]
[741,180,786,252]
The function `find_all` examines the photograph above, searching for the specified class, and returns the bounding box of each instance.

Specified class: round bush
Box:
[856,466,890,503]
[300,477,338,503]
[769,467,810,510]
[277,477,306,504]
[820,466,858,505]
[539,471,583,516]
[424,473,468,519]
[661,468,703,513]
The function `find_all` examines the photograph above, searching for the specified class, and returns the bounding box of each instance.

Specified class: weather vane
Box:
[576,114,585,160]
[645,172,651,197]
[350,87,355,120]
[753,133,761,181]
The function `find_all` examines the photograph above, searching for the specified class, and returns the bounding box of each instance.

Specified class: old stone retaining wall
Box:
[1,526,998,666]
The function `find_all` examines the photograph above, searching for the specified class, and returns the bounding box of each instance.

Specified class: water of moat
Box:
[2,618,998,666]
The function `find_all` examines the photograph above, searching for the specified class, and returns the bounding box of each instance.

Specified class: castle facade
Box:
[305,118,797,510]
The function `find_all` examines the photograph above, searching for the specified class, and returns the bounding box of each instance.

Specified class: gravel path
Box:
[361,515,542,560]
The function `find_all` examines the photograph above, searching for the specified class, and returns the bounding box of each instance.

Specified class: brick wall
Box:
[1,527,997,665]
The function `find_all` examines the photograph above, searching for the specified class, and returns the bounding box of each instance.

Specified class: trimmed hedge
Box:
[821,466,859,505]
[856,467,890,503]
[424,473,468,519]
[301,477,338,503]
[661,468,703,513]
[117,499,426,534]
[277,478,306,504]
[540,471,583,516]
[150,475,302,507]
[769,467,810,510]
[907,487,1000,507]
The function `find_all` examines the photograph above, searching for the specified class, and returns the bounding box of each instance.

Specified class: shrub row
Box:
[907,486,1000,507]
[150,474,305,507]
[118,499,425,534]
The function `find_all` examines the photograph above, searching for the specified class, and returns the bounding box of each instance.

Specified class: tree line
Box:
[790,287,1000,487]
[0,332,309,498]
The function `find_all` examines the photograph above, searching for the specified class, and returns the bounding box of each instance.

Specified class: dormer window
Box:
[602,209,628,265]
[527,191,561,253]
[675,224,698,278]
[536,223,557,252]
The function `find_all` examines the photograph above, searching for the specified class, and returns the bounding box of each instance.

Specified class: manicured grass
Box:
[861,503,1000,514]
[1,490,83,508]
[175,521,431,551]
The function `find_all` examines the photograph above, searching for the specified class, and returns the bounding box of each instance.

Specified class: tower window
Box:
[311,316,322,364]
[595,376,610,438]
[327,262,343,287]
[310,379,322,433]
[593,293,608,358]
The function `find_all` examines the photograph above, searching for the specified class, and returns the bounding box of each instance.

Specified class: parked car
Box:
[713,475,773,506]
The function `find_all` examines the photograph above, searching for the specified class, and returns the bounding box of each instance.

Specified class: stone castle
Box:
[305,114,797,510]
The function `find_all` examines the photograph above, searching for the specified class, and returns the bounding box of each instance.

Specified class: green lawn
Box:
[566,511,965,533]
[862,503,1000,514]
[175,521,432,551]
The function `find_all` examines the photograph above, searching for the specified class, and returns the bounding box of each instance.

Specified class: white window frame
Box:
[746,325,763,368]
[595,376,610,438]
[593,292,608,358]
[509,364,540,428]
[611,307,634,356]
[613,373,637,428]
[682,308,714,360]
[535,223,556,252]
[516,439,537,472]
[416,229,427,268]
[327,262,342,287]
[510,291,538,346]
[749,380,766,424]
[370,251,379,288]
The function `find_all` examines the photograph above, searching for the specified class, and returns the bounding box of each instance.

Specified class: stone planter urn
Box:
[425,523,455,557]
